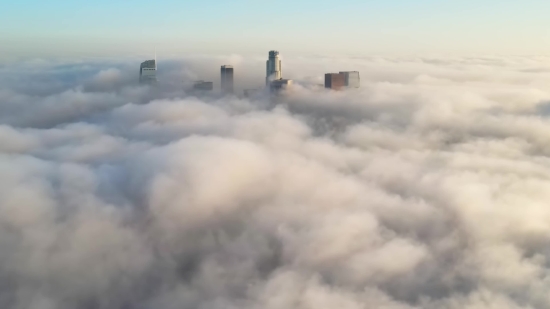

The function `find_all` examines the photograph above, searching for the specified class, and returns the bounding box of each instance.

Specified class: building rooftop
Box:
[140,60,156,69]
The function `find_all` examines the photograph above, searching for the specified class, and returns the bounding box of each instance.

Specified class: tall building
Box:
[340,71,360,88]
[221,65,234,93]
[325,73,346,90]
[193,81,213,91]
[139,60,157,84]
[266,50,282,85]
[270,79,293,92]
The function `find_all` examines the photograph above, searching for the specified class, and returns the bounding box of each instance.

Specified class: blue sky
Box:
[1,0,549,58]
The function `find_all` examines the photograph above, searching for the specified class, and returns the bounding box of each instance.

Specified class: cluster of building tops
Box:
[139,50,360,94]
[192,65,234,92]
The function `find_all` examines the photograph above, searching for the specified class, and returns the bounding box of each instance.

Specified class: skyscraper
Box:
[266,50,282,85]
[221,65,234,93]
[325,73,346,90]
[139,59,157,84]
[339,71,360,88]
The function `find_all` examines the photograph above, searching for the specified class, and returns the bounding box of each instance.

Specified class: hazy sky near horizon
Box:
[1,0,549,58]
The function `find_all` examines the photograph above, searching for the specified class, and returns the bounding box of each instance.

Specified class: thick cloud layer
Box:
[1,55,550,309]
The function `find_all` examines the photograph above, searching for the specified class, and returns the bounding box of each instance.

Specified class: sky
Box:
[1,0,549,59]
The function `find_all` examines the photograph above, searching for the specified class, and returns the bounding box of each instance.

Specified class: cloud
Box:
[0,54,550,309]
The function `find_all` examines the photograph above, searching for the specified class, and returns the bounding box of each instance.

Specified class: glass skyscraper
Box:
[139,60,157,84]
[221,65,234,93]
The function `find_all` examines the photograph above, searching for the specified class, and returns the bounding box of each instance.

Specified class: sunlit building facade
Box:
[266,50,282,85]
[325,73,346,90]
[339,71,360,88]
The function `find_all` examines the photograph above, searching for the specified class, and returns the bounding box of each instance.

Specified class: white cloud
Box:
[0,55,549,308]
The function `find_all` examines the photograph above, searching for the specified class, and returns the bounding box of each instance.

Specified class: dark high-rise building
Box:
[221,65,234,93]
[325,73,345,90]
[193,81,213,91]
[139,60,157,84]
